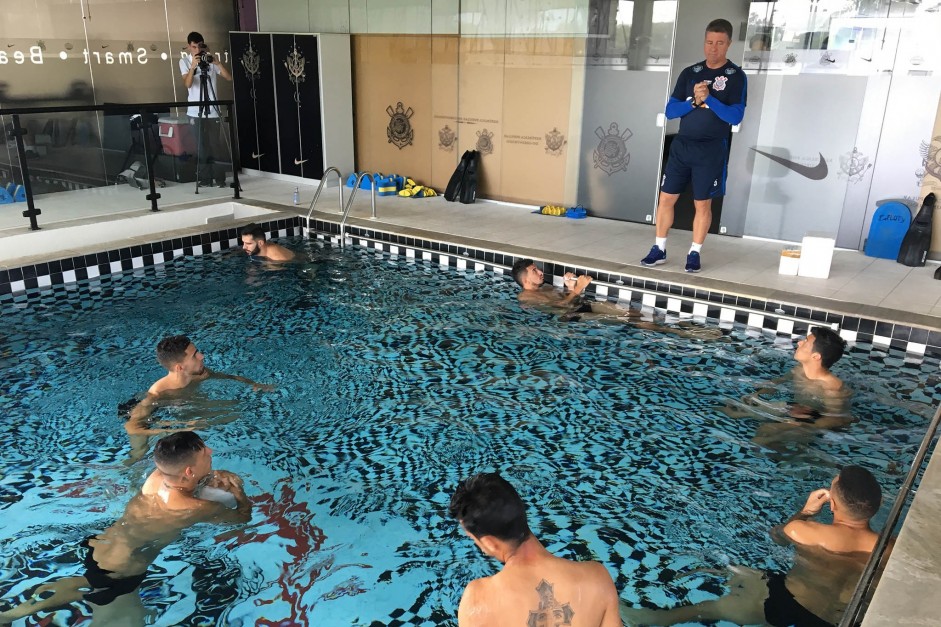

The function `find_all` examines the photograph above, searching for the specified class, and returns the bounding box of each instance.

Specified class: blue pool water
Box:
[0,239,938,625]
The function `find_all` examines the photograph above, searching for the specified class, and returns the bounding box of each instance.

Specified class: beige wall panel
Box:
[430,35,459,191]
[457,37,505,198]
[352,35,433,184]
[499,37,573,205]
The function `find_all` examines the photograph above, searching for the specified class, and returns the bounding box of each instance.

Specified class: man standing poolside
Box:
[621,465,883,626]
[0,432,251,625]
[126,335,272,462]
[449,472,621,626]
[240,223,295,261]
[640,18,747,273]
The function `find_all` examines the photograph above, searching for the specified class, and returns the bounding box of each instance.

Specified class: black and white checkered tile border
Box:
[0,218,299,296]
[304,218,941,361]
[0,215,935,361]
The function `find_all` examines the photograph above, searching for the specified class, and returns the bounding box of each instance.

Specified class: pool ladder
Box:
[304,168,379,247]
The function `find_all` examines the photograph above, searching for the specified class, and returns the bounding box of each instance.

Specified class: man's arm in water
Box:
[770,488,830,546]
[208,369,275,391]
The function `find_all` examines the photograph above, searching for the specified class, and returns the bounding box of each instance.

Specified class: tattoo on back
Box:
[527,579,574,626]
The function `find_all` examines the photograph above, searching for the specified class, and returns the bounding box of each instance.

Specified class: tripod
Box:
[193,61,238,194]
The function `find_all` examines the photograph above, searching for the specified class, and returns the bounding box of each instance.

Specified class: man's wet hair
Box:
[154,431,207,475]
[187,32,204,45]
[706,18,733,40]
[511,258,535,287]
[834,465,882,520]
[156,335,192,370]
[241,223,267,242]
[449,472,532,546]
[810,326,846,369]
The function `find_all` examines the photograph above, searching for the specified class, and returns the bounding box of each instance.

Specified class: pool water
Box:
[0,239,938,625]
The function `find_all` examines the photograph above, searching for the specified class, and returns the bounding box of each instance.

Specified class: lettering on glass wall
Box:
[0,46,230,66]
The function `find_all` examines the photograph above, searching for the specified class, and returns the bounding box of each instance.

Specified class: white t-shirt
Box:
[180,54,222,118]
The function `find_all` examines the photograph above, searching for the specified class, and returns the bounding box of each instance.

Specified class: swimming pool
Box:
[0,238,937,625]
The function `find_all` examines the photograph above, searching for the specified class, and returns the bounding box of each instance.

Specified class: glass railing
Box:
[0,100,241,231]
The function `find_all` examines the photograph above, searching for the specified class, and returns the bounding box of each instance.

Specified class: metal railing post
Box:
[139,108,161,212]
[9,115,41,230]
[226,104,241,199]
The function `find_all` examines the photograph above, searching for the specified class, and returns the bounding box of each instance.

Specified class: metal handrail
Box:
[304,166,344,222]
[838,401,941,626]
[338,172,380,245]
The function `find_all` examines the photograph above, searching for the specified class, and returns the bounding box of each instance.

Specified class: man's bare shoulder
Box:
[266,244,295,261]
[784,520,875,553]
[518,286,563,305]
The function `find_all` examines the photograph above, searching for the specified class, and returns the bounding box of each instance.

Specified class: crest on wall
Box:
[838,147,872,184]
[387,102,414,149]
[284,44,307,86]
[438,125,456,152]
[545,128,566,156]
[784,53,797,66]
[241,43,262,83]
[593,122,632,175]
[918,136,941,184]
[476,128,494,155]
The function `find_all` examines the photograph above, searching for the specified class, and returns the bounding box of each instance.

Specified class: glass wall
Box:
[0,0,237,225]
[725,0,941,248]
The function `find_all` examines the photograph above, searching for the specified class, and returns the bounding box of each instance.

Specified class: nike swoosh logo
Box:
[751,149,828,180]
[251,152,264,159]
[294,158,308,165]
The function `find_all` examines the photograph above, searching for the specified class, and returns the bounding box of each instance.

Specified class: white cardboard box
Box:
[779,250,800,275]
[797,233,836,279]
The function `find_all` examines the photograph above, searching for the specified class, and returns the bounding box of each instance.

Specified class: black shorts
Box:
[80,536,146,606]
[764,572,833,627]
[661,136,728,200]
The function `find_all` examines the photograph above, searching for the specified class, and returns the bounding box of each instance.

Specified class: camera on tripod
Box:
[196,43,214,70]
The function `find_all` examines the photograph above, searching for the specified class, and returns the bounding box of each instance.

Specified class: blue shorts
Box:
[661,136,728,200]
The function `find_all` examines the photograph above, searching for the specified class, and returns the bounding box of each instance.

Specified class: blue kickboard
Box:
[864,201,911,259]
[13,185,26,202]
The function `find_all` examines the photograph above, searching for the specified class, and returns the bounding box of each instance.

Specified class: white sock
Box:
[689,242,703,253]
[655,237,667,251]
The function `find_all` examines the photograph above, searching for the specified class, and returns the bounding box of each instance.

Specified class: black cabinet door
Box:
[294,34,323,179]
[272,34,305,177]
[230,33,279,174]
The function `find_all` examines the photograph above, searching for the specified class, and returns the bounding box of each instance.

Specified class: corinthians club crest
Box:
[593,122,632,175]
[476,128,494,155]
[438,125,456,152]
[838,147,872,183]
[918,136,941,183]
[283,44,306,86]
[387,102,414,149]
[545,127,566,156]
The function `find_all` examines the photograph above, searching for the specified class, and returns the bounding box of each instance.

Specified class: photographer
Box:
[180,31,232,188]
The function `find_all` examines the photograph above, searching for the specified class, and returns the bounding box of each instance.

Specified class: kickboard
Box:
[863,201,910,259]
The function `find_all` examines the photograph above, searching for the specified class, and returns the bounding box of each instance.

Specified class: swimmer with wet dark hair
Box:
[621,465,884,627]
[449,472,621,626]
[240,223,295,261]
[510,258,721,338]
[0,432,251,625]
[125,335,273,463]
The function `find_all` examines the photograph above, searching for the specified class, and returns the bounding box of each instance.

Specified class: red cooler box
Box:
[158,116,196,157]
